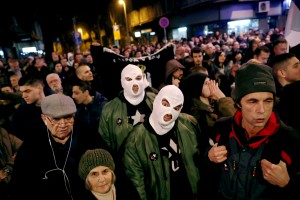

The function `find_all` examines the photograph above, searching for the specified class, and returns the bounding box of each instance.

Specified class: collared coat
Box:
[98,90,156,154]
[122,113,203,200]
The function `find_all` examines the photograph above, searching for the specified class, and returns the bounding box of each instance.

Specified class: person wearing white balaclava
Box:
[99,64,156,154]
[122,85,204,200]
[149,85,183,135]
[121,64,148,105]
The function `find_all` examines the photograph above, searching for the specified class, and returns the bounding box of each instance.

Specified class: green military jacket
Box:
[98,90,156,153]
[122,113,202,200]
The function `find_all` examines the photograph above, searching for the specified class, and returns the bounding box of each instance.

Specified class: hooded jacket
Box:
[158,59,185,90]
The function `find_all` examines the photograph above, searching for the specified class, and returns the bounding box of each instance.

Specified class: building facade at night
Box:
[127,0,291,44]
[0,0,294,59]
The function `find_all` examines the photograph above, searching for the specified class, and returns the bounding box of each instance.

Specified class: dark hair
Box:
[72,80,92,93]
[214,51,229,66]
[269,53,296,69]
[191,46,202,55]
[254,45,270,57]
[18,76,44,87]
[248,39,258,48]
[272,38,287,47]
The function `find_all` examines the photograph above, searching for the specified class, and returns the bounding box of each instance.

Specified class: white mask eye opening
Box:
[173,104,182,111]
[161,98,170,108]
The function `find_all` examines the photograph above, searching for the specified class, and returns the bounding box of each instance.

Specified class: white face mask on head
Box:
[121,64,146,105]
[149,85,184,135]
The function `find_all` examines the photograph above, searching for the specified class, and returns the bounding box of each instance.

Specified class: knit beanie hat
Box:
[78,149,115,181]
[183,72,208,98]
[234,63,276,101]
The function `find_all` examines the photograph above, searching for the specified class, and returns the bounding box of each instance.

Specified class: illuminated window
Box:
[22,47,37,53]
[134,32,141,38]
[227,19,258,35]
[171,27,187,41]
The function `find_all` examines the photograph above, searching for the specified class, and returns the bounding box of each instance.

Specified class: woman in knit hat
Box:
[78,149,116,200]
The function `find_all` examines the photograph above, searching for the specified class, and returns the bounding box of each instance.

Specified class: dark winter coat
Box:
[9,125,104,200]
[209,110,300,199]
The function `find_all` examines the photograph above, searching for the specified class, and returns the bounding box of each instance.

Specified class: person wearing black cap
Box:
[207,62,300,199]
[9,94,106,200]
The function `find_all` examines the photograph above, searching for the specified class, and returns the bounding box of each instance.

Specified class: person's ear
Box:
[278,69,286,78]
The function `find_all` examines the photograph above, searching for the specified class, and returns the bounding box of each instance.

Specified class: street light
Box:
[119,0,130,45]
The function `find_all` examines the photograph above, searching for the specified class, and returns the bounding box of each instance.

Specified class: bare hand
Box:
[261,159,290,187]
[208,143,228,163]
[172,77,180,87]
[0,169,7,180]
[209,80,225,100]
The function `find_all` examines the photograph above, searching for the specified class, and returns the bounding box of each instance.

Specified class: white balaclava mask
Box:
[121,64,146,105]
[149,85,184,135]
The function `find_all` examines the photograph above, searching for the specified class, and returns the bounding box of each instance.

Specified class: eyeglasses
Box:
[46,115,74,126]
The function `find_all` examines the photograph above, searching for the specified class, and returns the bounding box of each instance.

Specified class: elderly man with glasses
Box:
[9,93,108,200]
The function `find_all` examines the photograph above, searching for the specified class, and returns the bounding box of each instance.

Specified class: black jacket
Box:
[9,125,105,200]
[208,110,300,199]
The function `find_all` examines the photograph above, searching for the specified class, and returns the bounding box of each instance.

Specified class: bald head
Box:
[76,65,94,81]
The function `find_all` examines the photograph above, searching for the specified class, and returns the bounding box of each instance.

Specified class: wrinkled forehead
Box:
[121,65,142,79]
[156,86,184,106]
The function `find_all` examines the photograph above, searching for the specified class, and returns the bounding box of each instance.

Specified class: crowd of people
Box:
[0,26,300,200]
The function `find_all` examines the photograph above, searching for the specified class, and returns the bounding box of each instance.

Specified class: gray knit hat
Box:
[234,63,276,101]
[41,94,76,118]
[78,149,115,181]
